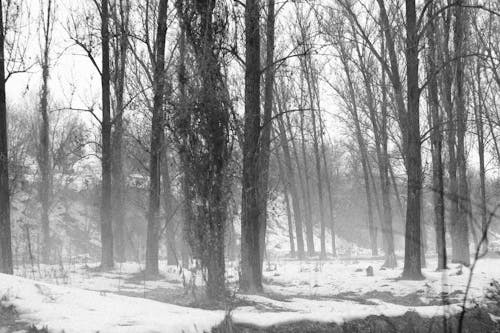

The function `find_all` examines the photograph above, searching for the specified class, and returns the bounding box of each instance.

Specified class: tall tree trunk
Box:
[177,25,190,269]
[163,147,177,266]
[474,62,487,252]
[453,0,471,266]
[257,0,275,267]
[240,0,262,292]
[39,0,53,264]
[100,0,114,269]
[112,0,129,263]
[402,0,423,280]
[146,0,168,276]
[0,0,13,274]
[427,1,446,270]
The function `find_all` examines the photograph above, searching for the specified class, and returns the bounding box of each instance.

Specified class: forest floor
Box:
[2,254,500,332]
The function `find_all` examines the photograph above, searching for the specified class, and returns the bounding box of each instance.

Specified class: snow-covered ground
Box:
[2,254,500,332]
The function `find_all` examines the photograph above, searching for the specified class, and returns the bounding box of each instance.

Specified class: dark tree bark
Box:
[146,0,169,276]
[453,0,471,266]
[402,0,423,280]
[257,0,275,267]
[241,0,263,292]
[426,0,447,270]
[0,0,13,274]
[100,0,114,269]
[39,0,53,264]
[112,0,129,263]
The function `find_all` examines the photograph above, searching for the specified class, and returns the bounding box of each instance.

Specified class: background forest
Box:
[0,1,500,327]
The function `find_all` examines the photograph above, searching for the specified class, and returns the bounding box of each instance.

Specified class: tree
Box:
[38,0,54,264]
[0,0,13,274]
[100,0,114,269]
[257,0,275,268]
[240,0,263,292]
[176,0,230,301]
[145,0,169,277]
[426,0,447,270]
[111,0,130,263]
[453,0,471,266]
[402,0,423,280]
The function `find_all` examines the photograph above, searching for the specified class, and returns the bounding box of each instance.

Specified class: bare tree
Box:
[145,0,168,276]
[38,0,54,264]
[100,0,114,269]
[241,0,263,292]
[0,0,13,274]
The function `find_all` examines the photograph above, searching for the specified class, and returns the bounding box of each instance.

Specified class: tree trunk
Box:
[145,0,168,276]
[427,0,447,270]
[0,0,13,274]
[453,0,470,266]
[401,0,423,280]
[474,62,487,252]
[112,0,129,263]
[39,0,53,264]
[257,0,275,267]
[240,0,262,292]
[100,0,114,269]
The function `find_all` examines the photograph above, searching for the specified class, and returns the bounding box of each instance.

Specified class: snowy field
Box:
[2,253,500,332]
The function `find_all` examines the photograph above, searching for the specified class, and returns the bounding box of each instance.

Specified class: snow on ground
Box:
[0,273,224,333]
[2,254,500,332]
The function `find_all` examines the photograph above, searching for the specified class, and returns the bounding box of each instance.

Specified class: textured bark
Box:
[146,0,168,276]
[257,0,275,267]
[240,0,262,292]
[112,0,129,263]
[39,0,53,264]
[453,0,471,266]
[402,0,423,280]
[100,0,114,269]
[427,1,447,270]
[0,0,12,274]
